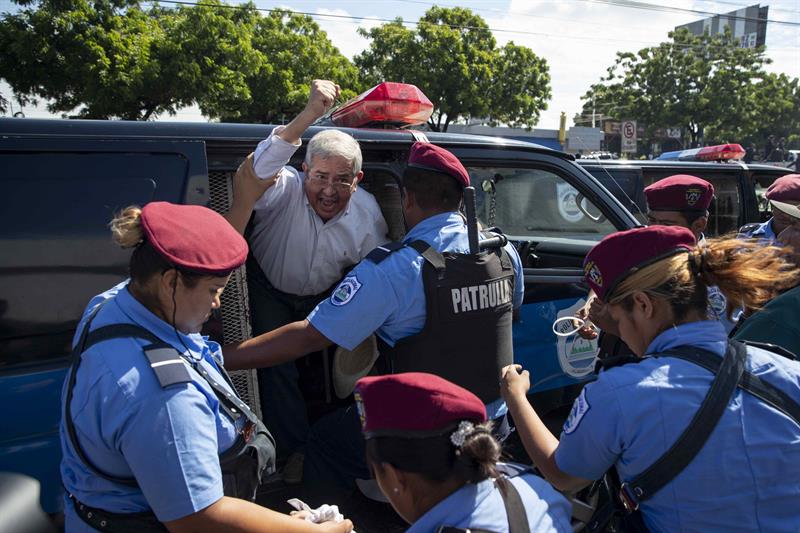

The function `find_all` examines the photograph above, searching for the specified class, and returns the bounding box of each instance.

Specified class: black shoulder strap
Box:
[619,341,746,510]
[434,476,530,533]
[408,239,446,271]
[365,242,405,264]
[64,302,138,487]
[663,344,800,427]
[495,477,532,533]
[65,307,260,488]
[739,340,798,361]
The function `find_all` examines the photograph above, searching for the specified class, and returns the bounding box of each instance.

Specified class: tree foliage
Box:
[355,6,551,131]
[0,0,359,121]
[579,29,798,148]
[208,9,361,123]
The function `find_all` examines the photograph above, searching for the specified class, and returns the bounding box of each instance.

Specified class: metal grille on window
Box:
[207,170,263,420]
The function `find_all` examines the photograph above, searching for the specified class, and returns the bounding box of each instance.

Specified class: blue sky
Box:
[2,0,798,129]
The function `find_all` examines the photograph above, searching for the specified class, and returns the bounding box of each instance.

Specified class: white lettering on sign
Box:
[451,278,513,314]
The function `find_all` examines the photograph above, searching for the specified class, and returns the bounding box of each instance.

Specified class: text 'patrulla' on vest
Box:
[450,278,513,314]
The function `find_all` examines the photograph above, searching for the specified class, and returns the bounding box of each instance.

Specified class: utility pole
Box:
[591,94,596,129]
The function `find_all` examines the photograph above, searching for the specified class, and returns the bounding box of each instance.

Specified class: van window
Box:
[0,152,187,368]
[584,167,647,224]
[359,169,404,242]
[469,166,617,242]
[642,170,740,236]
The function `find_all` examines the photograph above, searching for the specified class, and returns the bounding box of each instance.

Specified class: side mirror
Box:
[575,193,607,223]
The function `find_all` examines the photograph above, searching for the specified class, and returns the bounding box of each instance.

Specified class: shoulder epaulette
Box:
[143,345,193,388]
[365,242,405,264]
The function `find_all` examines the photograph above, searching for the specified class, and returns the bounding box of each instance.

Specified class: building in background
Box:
[676,3,769,48]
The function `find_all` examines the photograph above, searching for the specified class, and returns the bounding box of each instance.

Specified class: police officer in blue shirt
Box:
[502,226,800,533]
[739,173,800,244]
[226,142,524,488]
[61,202,352,533]
[354,372,572,533]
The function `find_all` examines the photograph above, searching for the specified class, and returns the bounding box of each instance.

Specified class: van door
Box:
[460,154,638,414]
[0,137,208,512]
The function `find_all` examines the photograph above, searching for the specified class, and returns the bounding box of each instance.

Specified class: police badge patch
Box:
[686,187,702,207]
[331,275,362,306]
[354,391,367,429]
[563,388,591,435]
[584,261,603,287]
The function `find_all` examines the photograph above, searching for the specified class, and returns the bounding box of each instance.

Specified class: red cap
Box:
[583,226,696,301]
[140,202,248,275]
[407,142,470,187]
[644,175,714,212]
[765,174,800,203]
[354,372,486,439]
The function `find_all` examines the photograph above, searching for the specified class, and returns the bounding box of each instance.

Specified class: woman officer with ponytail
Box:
[60,202,352,533]
[502,226,800,533]
[354,372,572,533]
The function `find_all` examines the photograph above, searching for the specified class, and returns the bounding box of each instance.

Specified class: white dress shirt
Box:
[249,128,389,296]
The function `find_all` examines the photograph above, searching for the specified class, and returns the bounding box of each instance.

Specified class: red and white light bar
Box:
[330,82,434,129]
[658,143,746,162]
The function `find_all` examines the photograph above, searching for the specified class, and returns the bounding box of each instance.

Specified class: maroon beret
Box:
[141,202,248,275]
[354,372,486,439]
[407,142,470,187]
[644,175,714,212]
[766,174,800,203]
[583,226,696,301]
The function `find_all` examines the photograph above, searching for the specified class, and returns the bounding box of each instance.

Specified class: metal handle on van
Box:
[464,186,479,255]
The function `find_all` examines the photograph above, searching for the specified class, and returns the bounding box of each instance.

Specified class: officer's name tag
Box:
[450,278,513,314]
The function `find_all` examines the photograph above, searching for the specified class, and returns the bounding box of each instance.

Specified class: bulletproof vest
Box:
[64,301,276,532]
[368,240,515,404]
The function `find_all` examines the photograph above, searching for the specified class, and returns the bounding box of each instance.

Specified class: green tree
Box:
[0,0,361,122]
[745,73,800,146]
[579,29,785,148]
[208,10,362,123]
[489,42,551,128]
[0,0,260,120]
[356,6,550,132]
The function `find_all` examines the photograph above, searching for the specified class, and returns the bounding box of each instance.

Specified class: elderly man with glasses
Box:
[225,80,388,483]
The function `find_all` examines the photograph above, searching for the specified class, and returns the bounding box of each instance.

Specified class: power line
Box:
[696,0,800,17]
[143,0,798,53]
[578,0,799,27]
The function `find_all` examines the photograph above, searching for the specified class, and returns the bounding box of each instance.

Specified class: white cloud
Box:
[313,8,381,60]
[4,0,797,130]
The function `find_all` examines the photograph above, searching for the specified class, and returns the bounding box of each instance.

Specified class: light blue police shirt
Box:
[60,281,241,530]
[308,211,524,416]
[554,320,800,532]
[407,473,572,533]
[739,218,778,244]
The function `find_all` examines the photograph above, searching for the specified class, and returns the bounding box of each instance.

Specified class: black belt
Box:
[68,493,167,532]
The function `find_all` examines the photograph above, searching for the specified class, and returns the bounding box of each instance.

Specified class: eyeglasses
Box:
[306,174,355,192]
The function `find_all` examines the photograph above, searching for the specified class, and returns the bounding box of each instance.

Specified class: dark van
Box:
[0,115,639,515]
[577,158,793,235]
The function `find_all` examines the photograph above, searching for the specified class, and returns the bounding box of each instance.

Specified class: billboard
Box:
[676,3,768,49]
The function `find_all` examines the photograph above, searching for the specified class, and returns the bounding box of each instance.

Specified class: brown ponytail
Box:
[110,206,145,248]
[609,237,799,319]
[690,239,799,313]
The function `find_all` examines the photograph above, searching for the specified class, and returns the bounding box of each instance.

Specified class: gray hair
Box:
[304,129,363,176]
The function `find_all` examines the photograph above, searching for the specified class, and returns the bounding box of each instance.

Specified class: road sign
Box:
[621,120,637,153]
